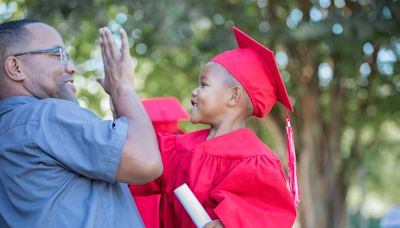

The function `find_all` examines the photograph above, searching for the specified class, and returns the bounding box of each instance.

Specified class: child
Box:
[133,27,299,228]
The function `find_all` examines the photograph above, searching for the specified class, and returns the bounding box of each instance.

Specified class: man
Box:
[0,19,162,227]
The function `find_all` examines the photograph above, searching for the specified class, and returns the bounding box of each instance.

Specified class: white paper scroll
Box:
[174,183,212,228]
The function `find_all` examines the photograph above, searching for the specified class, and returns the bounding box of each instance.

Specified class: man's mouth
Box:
[64,79,76,93]
[191,99,198,106]
[65,77,74,85]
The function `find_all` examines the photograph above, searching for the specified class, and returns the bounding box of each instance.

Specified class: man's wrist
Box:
[109,84,135,98]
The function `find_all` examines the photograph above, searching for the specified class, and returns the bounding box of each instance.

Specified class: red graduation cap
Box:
[142,97,189,134]
[211,27,300,206]
[211,26,293,118]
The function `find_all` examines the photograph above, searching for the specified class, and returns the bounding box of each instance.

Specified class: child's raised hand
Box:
[203,219,224,228]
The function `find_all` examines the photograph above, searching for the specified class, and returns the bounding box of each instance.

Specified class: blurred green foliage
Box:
[1,0,399,227]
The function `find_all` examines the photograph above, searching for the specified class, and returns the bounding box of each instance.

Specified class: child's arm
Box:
[208,157,296,227]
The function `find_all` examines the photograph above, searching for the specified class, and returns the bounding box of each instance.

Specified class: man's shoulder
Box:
[38,98,95,116]
[9,98,99,131]
[39,98,79,108]
[7,97,80,113]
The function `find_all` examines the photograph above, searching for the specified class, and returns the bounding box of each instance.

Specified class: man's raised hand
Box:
[98,27,134,95]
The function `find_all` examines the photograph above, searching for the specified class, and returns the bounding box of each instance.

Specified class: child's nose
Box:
[192,87,199,97]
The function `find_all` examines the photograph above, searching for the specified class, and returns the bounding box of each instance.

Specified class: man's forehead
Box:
[25,23,64,48]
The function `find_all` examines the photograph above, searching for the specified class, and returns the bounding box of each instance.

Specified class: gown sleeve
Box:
[208,156,296,228]
[130,133,177,196]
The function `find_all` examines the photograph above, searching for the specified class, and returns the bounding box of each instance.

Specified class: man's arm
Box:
[98,27,162,184]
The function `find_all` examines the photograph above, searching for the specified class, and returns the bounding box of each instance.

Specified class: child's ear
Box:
[4,56,26,82]
[227,86,242,106]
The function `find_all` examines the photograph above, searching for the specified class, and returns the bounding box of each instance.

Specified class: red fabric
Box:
[211,27,293,118]
[286,114,300,207]
[142,97,189,122]
[132,195,160,228]
[132,128,296,228]
[153,122,184,135]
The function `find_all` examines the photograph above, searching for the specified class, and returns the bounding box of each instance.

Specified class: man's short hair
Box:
[0,19,42,75]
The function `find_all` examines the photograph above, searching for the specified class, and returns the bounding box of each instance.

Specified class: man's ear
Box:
[4,56,26,82]
[227,86,242,106]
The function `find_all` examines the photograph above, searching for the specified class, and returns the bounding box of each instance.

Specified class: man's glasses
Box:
[13,47,70,66]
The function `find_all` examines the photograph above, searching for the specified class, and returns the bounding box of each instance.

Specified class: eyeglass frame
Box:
[13,47,70,66]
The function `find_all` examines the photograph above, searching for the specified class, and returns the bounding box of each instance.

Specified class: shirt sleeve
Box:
[32,99,128,183]
[208,156,297,228]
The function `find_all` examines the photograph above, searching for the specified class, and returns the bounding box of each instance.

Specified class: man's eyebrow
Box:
[52,45,64,49]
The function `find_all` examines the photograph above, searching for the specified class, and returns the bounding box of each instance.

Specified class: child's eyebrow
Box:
[200,75,208,81]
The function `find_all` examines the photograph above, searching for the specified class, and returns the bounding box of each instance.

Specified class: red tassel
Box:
[286,111,300,207]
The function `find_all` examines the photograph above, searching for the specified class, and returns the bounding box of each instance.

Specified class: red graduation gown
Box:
[133,128,296,227]
[130,194,160,228]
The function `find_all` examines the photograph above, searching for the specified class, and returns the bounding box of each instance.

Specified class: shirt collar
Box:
[0,96,39,116]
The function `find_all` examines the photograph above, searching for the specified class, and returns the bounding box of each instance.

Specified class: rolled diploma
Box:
[174,183,212,227]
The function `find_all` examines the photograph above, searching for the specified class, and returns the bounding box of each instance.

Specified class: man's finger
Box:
[100,28,112,77]
[101,28,114,63]
[120,28,130,60]
[103,27,119,60]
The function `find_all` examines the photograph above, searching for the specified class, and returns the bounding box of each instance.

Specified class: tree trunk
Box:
[298,88,327,228]
[293,47,349,228]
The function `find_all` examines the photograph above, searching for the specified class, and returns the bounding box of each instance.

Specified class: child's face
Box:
[191,62,232,125]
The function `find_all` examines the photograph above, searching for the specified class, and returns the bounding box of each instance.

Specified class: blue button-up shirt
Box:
[0,96,144,227]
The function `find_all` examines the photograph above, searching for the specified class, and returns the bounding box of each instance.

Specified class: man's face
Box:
[190,62,232,125]
[18,23,76,100]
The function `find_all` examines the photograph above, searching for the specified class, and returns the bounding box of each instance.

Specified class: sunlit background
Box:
[1,0,399,227]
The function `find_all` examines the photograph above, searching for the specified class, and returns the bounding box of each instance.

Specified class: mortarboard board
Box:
[211,27,300,207]
[142,97,189,123]
[142,97,189,134]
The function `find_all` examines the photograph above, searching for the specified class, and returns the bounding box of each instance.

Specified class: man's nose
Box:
[65,61,76,74]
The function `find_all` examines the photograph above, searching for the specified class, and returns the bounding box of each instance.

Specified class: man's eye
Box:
[50,52,61,57]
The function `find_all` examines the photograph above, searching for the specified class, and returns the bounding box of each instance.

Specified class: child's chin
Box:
[191,116,205,124]
[190,117,200,124]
